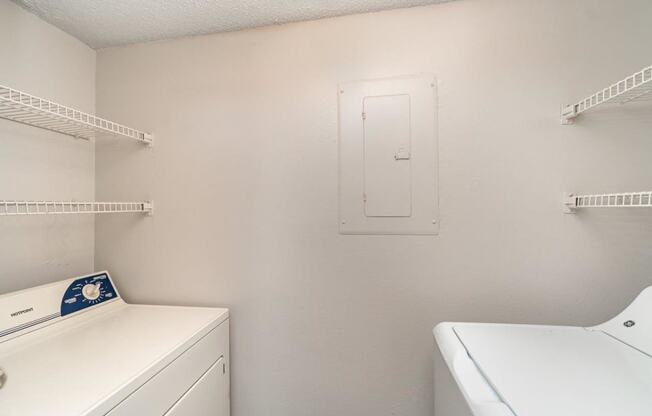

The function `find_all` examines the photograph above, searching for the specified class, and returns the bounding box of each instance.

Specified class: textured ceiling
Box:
[13,0,453,49]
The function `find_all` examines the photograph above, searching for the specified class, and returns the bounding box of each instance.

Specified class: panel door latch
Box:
[394,147,411,160]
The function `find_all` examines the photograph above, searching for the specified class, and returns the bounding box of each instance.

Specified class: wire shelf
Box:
[561,65,652,124]
[564,191,652,213]
[0,84,153,145]
[0,201,153,216]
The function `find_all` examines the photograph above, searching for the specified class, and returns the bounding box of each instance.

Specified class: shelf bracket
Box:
[560,105,577,125]
[143,133,154,147]
[563,192,578,214]
[143,201,154,216]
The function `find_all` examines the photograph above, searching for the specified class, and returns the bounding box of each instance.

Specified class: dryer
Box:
[0,271,230,416]
[433,286,652,416]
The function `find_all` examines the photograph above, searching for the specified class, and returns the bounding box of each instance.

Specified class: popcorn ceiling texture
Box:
[13,0,452,49]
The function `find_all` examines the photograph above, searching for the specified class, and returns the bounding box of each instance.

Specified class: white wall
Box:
[95,0,652,415]
[0,0,96,294]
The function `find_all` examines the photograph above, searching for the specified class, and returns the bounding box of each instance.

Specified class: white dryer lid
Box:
[595,286,652,356]
[454,324,652,416]
[0,302,228,416]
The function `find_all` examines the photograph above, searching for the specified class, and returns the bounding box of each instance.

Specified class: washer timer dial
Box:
[82,283,102,301]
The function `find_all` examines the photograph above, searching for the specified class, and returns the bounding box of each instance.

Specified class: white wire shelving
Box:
[0,201,153,216]
[0,84,153,145]
[561,65,652,124]
[564,192,652,213]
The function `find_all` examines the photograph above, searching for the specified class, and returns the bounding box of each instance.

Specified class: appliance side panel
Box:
[434,343,474,416]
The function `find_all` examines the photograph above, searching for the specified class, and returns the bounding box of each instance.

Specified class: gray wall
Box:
[94,0,652,415]
[0,0,96,294]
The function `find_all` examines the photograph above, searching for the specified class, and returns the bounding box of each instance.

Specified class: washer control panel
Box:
[60,273,118,317]
[0,271,121,342]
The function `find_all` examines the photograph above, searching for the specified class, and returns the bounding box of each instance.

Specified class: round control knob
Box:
[82,283,101,301]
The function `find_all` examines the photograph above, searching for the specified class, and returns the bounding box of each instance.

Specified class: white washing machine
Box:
[0,271,230,416]
[433,286,652,416]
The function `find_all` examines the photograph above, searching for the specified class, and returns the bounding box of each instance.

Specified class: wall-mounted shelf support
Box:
[564,192,652,213]
[0,84,153,145]
[561,65,652,124]
[0,201,153,216]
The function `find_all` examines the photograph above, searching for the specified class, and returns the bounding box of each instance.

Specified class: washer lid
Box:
[0,302,228,416]
[453,324,652,416]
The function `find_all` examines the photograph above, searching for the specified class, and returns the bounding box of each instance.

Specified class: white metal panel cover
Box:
[339,75,438,234]
[363,94,412,217]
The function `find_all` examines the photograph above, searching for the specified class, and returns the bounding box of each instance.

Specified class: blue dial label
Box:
[60,273,118,316]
